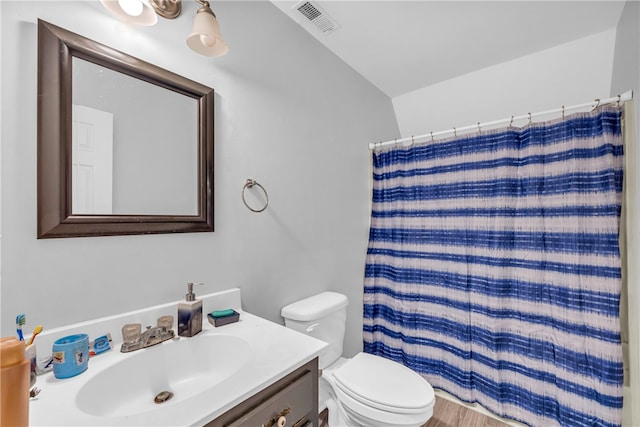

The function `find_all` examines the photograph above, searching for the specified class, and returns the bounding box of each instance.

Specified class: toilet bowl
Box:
[281,292,434,427]
[323,353,434,427]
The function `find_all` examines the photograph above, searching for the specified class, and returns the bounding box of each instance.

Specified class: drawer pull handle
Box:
[263,408,290,427]
[293,419,311,427]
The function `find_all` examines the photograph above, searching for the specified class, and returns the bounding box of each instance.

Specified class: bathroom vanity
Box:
[207,358,318,427]
[29,289,326,426]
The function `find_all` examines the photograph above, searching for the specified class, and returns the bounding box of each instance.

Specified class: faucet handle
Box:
[122,323,142,343]
[157,315,174,331]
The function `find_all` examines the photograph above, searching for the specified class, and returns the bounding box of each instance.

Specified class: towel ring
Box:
[242,179,269,213]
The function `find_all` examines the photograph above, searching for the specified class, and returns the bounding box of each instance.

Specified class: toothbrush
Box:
[16,314,26,341]
[27,325,43,346]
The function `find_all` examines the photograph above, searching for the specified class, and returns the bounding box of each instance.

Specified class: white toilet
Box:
[281,292,435,427]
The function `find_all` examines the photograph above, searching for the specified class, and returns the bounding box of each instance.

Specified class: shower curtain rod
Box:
[370,89,633,150]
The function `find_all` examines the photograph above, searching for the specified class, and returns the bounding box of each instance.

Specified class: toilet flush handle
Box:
[306,323,320,332]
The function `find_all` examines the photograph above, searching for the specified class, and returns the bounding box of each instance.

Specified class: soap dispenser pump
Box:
[178,282,203,337]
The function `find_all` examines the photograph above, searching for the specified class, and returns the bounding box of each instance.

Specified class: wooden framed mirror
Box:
[37,20,214,238]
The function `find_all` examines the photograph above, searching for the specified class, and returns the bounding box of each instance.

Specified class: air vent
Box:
[294,1,340,35]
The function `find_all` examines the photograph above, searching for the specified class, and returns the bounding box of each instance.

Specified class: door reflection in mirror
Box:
[72,57,199,216]
[72,105,114,214]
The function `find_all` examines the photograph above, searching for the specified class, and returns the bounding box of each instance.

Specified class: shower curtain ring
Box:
[510,116,514,127]
[453,127,457,137]
[591,98,600,111]
[430,132,434,142]
[562,106,565,120]
[617,95,621,107]
[477,122,481,133]
[528,112,532,124]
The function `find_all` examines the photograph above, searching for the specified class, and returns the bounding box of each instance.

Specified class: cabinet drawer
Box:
[227,371,312,427]
[207,358,319,427]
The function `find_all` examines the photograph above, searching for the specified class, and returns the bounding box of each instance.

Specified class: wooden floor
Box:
[422,397,510,427]
[319,396,512,427]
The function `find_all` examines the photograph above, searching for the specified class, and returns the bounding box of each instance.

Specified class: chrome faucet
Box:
[121,316,176,353]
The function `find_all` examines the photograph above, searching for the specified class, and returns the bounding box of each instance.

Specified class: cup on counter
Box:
[25,344,37,387]
[1,337,30,426]
[52,334,89,379]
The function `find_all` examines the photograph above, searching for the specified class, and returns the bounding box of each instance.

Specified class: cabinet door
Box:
[207,358,319,427]
[227,371,312,427]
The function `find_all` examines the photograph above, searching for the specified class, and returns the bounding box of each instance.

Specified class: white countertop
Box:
[29,289,327,426]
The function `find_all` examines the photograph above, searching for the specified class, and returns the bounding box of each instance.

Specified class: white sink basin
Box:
[30,290,328,426]
[75,333,251,418]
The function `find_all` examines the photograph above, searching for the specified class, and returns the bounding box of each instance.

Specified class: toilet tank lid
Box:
[281,292,348,321]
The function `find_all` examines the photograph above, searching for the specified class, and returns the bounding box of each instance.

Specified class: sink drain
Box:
[154,391,174,404]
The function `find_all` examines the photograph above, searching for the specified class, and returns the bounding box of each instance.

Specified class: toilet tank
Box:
[281,292,348,369]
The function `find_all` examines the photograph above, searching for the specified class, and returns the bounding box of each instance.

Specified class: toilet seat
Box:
[332,385,432,427]
[332,353,434,416]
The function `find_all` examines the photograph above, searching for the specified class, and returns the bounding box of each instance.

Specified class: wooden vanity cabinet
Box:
[207,358,319,427]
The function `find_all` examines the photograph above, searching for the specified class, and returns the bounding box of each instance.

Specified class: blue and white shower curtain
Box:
[363,106,624,426]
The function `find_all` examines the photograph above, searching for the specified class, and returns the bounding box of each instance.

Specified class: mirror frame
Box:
[37,20,214,238]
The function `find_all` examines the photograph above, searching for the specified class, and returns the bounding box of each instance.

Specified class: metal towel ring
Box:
[242,179,269,213]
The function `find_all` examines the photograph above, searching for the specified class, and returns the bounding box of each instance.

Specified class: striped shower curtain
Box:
[363,106,624,426]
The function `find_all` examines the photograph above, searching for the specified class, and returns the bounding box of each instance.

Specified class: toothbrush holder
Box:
[25,344,37,387]
[52,334,89,379]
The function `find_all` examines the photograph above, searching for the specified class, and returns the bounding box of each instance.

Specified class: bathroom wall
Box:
[0,2,3,325]
[0,1,400,358]
[392,28,617,135]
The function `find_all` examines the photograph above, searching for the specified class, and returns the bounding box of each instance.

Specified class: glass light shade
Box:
[118,0,143,16]
[187,9,228,57]
[100,0,158,26]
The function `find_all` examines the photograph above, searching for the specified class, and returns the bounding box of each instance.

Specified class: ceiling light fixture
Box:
[100,0,228,57]
[148,0,182,19]
[100,0,158,26]
[186,0,228,57]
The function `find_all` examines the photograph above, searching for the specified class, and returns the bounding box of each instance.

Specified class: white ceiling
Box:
[270,1,627,98]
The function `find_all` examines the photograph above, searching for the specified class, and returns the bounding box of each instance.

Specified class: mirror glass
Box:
[37,20,214,238]
[72,58,198,215]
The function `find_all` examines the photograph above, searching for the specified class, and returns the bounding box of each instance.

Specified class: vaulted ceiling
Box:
[270,1,627,98]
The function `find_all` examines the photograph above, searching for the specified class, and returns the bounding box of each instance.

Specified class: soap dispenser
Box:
[178,283,203,337]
